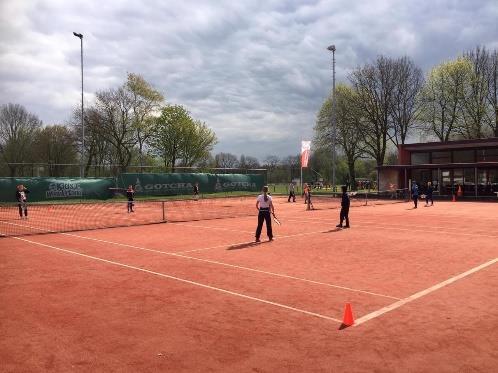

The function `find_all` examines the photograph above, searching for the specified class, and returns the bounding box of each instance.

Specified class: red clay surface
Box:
[1,197,497,372]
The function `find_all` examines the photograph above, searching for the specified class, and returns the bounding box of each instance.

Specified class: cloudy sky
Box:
[1,0,497,160]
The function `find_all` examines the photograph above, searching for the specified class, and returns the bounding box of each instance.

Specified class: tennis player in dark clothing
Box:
[255,186,274,242]
[193,182,199,200]
[411,181,419,209]
[126,185,134,212]
[336,185,350,228]
[425,182,434,206]
[16,184,29,219]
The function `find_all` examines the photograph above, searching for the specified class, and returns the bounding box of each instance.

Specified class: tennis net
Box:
[0,196,256,237]
[306,189,410,210]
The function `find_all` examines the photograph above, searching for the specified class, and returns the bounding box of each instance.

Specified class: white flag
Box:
[301,141,311,167]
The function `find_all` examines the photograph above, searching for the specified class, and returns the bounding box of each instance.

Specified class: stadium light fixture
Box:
[327,45,337,192]
[73,32,84,177]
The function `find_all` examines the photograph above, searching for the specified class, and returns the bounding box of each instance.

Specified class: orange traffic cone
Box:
[452,194,456,202]
[342,303,354,327]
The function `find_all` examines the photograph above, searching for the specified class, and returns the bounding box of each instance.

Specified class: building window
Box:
[477,148,498,162]
[453,149,475,163]
[411,152,429,165]
[431,151,451,164]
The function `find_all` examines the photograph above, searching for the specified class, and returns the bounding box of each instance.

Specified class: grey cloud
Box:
[1,0,497,160]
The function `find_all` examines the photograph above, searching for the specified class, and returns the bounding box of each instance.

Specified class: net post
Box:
[162,201,166,222]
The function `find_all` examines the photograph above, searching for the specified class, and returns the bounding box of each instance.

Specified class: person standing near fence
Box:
[336,185,350,228]
[288,181,296,202]
[255,186,274,242]
[126,185,135,212]
[193,182,200,200]
[411,181,419,209]
[425,182,434,206]
[16,184,29,219]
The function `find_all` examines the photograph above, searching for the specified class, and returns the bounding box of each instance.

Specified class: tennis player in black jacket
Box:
[16,184,29,219]
[336,185,350,228]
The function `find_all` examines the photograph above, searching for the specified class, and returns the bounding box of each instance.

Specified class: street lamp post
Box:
[73,32,84,178]
[327,44,336,192]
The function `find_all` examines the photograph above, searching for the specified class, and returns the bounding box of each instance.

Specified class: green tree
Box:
[148,105,216,172]
[126,73,164,170]
[418,57,471,141]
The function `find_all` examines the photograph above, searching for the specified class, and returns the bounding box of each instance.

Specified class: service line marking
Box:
[50,232,399,301]
[4,220,399,299]
[354,257,498,327]
[12,236,343,324]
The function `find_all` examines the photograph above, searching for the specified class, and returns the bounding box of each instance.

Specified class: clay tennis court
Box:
[1,197,497,372]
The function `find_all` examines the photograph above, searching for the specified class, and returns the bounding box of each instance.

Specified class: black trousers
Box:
[255,209,272,239]
[426,195,433,205]
[413,196,418,208]
[18,202,28,217]
[288,191,296,202]
[339,207,349,227]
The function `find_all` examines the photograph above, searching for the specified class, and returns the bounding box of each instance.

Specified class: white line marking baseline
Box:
[354,257,498,327]
[12,236,343,324]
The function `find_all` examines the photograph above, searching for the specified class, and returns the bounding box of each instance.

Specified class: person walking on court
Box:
[193,182,200,200]
[16,184,29,219]
[288,181,296,202]
[425,181,434,206]
[336,185,350,228]
[126,185,135,212]
[255,186,274,242]
[411,181,419,209]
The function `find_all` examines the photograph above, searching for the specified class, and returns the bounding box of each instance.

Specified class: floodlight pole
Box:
[73,32,84,178]
[327,45,336,192]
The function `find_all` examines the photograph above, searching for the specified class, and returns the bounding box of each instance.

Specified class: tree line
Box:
[315,45,498,189]
[0,73,221,177]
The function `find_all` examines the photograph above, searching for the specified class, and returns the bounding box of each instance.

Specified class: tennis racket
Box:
[272,213,281,225]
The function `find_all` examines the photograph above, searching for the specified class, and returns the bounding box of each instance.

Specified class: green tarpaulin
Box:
[0,177,115,202]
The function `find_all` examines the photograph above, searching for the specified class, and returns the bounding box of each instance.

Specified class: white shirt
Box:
[257,194,272,208]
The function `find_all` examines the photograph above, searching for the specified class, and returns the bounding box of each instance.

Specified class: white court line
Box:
[177,228,336,253]
[12,236,343,324]
[4,220,398,300]
[282,216,498,239]
[354,257,498,327]
[56,232,400,301]
[175,222,253,234]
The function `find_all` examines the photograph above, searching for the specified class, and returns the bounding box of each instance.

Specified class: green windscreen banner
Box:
[0,177,115,202]
[118,173,265,196]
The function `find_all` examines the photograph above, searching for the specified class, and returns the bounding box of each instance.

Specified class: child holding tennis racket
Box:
[255,186,275,242]
[126,185,135,213]
[16,184,29,219]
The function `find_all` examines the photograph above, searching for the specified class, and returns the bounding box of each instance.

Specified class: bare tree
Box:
[316,84,364,189]
[459,46,492,138]
[0,103,42,176]
[33,125,77,176]
[239,154,260,169]
[93,87,137,172]
[215,152,239,168]
[390,56,424,145]
[349,56,396,166]
[488,50,498,136]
